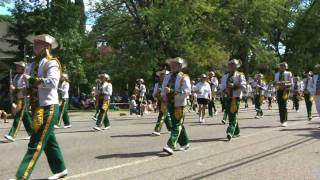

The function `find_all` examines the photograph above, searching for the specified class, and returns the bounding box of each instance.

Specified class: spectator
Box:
[129,95,138,115]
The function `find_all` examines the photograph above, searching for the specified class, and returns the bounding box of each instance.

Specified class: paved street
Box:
[1,102,320,180]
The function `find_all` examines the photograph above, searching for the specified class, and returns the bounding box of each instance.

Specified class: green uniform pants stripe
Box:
[57,99,70,126]
[167,104,189,149]
[226,97,240,136]
[254,95,263,116]
[223,97,229,120]
[16,104,66,179]
[154,111,172,132]
[9,98,33,138]
[304,93,313,118]
[276,90,288,123]
[96,100,110,127]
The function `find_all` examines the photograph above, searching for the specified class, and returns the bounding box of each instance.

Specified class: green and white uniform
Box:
[302,76,313,120]
[291,78,303,112]
[220,71,246,138]
[56,80,70,127]
[162,72,191,150]
[252,80,267,118]
[6,73,33,139]
[15,57,67,179]
[95,81,112,129]
[274,70,293,125]
[152,82,172,134]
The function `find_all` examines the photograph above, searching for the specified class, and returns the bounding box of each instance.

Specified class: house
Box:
[0,21,17,70]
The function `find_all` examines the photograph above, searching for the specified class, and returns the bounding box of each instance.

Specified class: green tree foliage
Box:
[285,0,320,74]
[2,0,319,96]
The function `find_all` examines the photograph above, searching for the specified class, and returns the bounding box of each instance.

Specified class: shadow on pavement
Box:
[178,137,313,180]
[241,125,279,129]
[56,130,96,134]
[96,151,168,159]
[188,123,223,127]
[281,128,320,139]
[110,133,152,138]
[190,137,227,143]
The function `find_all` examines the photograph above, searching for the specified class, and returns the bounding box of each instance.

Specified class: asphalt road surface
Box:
[1,102,320,180]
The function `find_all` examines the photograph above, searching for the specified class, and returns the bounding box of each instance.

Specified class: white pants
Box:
[316,95,320,117]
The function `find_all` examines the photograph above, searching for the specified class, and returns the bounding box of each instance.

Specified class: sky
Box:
[0,0,96,31]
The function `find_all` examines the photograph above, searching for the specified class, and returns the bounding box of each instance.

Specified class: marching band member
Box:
[14,34,67,180]
[266,81,276,110]
[208,71,218,116]
[220,70,229,124]
[242,80,252,109]
[134,79,146,117]
[220,59,246,141]
[92,78,102,121]
[252,73,267,119]
[302,71,314,120]
[93,73,113,131]
[194,74,211,123]
[152,70,172,136]
[162,57,191,155]
[4,61,33,142]
[54,73,71,129]
[274,62,293,127]
[291,76,303,112]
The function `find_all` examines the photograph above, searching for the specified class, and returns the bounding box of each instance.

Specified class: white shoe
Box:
[281,122,288,127]
[48,169,68,180]
[202,118,205,123]
[214,112,218,116]
[296,110,299,113]
[198,117,202,123]
[24,136,31,140]
[63,125,72,129]
[163,146,174,155]
[152,131,161,136]
[260,115,264,118]
[178,144,190,151]
[255,116,260,119]
[54,125,60,129]
[93,127,102,131]
[92,117,97,121]
[4,135,15,142]
[103,126,110,130]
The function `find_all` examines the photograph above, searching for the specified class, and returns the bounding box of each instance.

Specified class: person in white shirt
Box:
[92,78,102,121]
[134,79,146,116]
[208,71,218,116]
[266,81,275,109]
[162,57,191,155]
[194,74,211,123]
[220,59,246,141]
[93,73,113,131]
[302,71,313,120]
[291,76,303,112]
[129,95,138,115]
[5,61,32,142]
[191,80,198,111]
[152,70,172,136]
[54,73,71,129]
[15,34,67,180]
[243,80,252,109]
[274,62,293,127]
[252,73,267,119]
